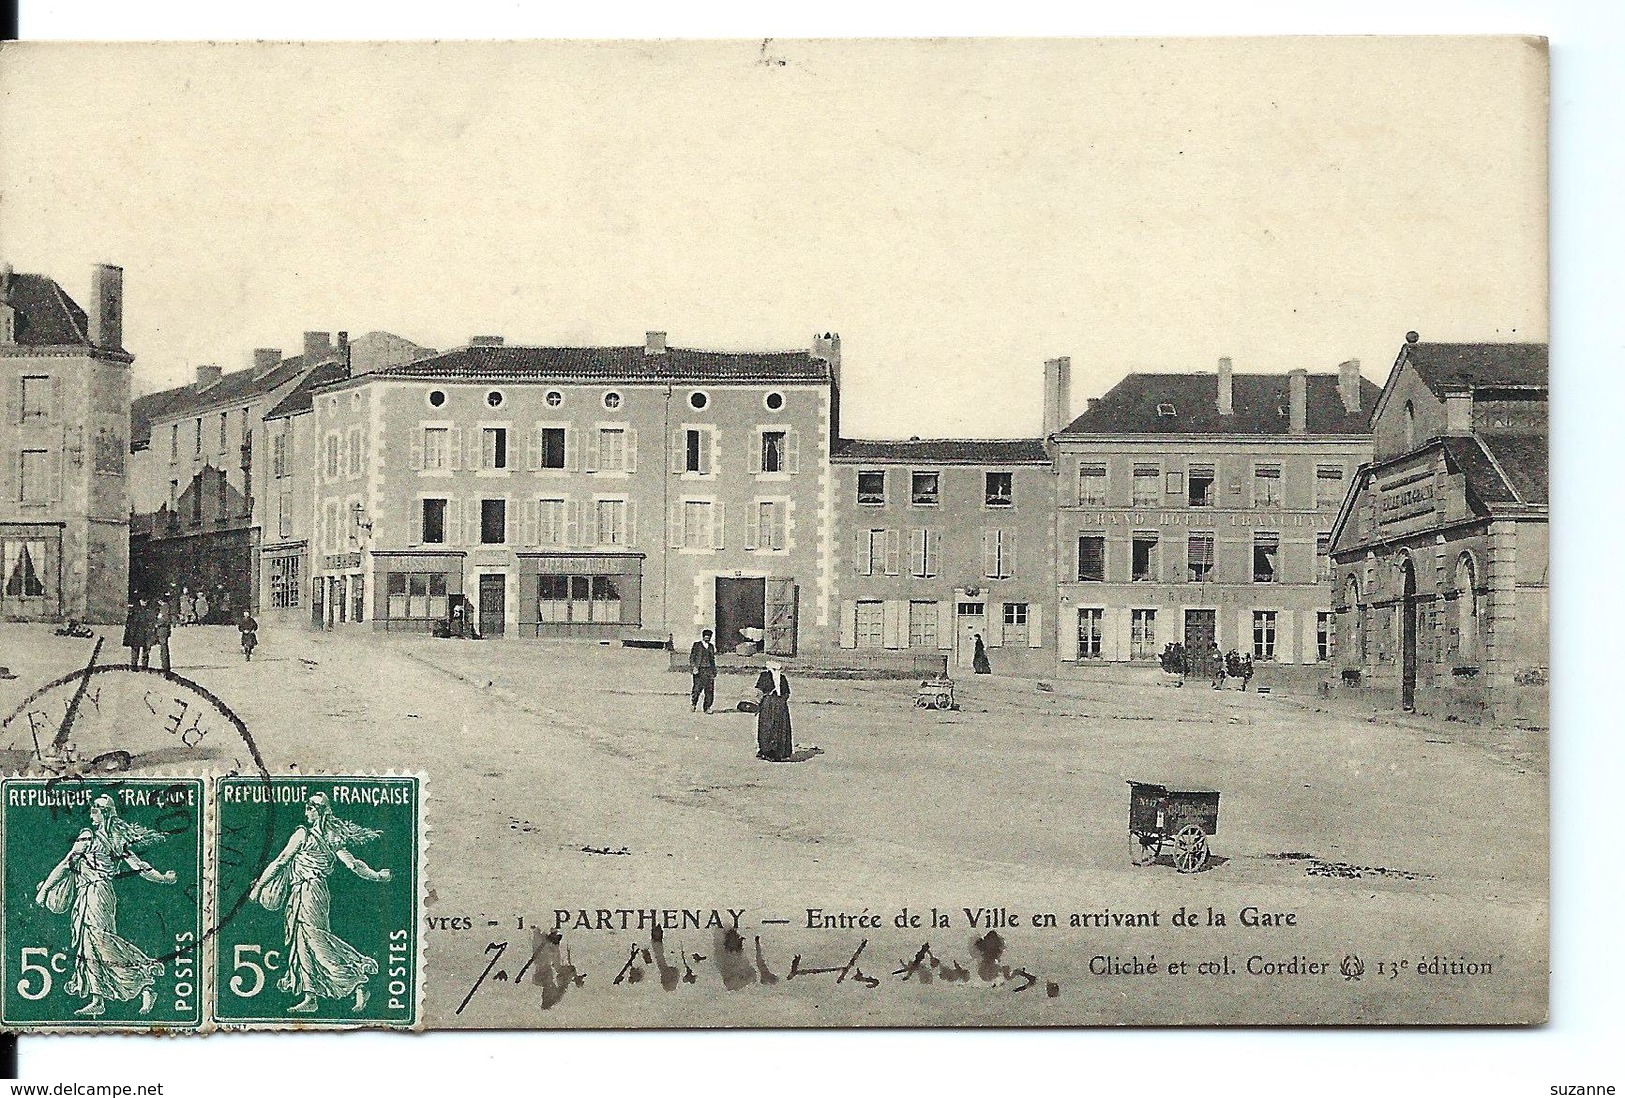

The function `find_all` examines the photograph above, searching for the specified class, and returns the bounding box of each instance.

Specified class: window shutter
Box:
[466,503,481,548]
[882,600,904,649]
[712,501,726,549]
[983,530,998,578]
[566,500,581,547]
[408,500,422,547]
[523,500,539,546]
[937,600,955,650]
[504,500,514,546]
[527,426,540,472]
[468,428,482,471]
[564,428,578,472]
[928,530,941,578]
[445,500,462,546]
[855,530,871,575]
[448,429,462,470]
[786,430,800,474]
[49,376,62,424]
[1028,604,1044,648]
[1060,609,1080,660]
[747,433,762,474]
[884,529,901,576]
[670,431,684,474]
[625,428,638,473]
[707,428,719,475]
[669,502,683,549]
[840,601,858,649]
[909,529,926,577]
[48,444,63,501]
[586,500,600,546]
[6,377,19,425]
[583,431,599,473]
[1002,531,1017,578]
[774,505,788,551]
[626,500,638,547]
[988,605,1005,647]
[744,503,760,550]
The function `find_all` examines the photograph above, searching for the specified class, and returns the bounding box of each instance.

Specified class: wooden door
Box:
[956,601,985,668]
[765,578,798,657]
[479,573,506,637]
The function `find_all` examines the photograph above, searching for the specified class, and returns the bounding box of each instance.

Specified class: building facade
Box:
[306,332,839,654]
[1329,337,1548,723]
[129,330,430,615]
[1054,357,1378,675]
[0,263,132,624]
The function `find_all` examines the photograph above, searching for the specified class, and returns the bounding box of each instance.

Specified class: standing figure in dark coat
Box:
[238,611,259,662]
[972,633,992,675]
[131,597,153,670]
[121,601,143,669]
[754,661,793,761]
[150,597,174,674]
[689,629,718,713]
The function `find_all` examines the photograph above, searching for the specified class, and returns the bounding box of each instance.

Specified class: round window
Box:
[428,389,447,408]
[603,391,623,410]
[486,389,505,408]
[545,390,563,407]
[764,391,785,411]
[689,391,709,411]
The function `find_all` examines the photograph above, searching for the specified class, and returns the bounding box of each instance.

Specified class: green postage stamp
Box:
[1,778,206,1032]
[212,775,423,1028]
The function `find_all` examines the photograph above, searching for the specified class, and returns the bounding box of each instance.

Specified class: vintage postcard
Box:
[0,36,1547,1029]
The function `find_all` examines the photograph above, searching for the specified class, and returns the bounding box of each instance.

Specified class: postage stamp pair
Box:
[0,774,422,1032]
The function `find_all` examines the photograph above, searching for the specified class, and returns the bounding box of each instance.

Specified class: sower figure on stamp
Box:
[754,661,793,761]
[34,794,176,1017]
[250,793,392,1014]
[689,629,718,713]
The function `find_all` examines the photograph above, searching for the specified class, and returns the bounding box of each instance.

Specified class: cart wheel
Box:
[934,695,951,711]
[1172,825,1208,873]
[1129,834,1157,866]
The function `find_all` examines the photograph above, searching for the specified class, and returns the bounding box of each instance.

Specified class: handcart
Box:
[1126,780,1220,873]
[914,677,956,711]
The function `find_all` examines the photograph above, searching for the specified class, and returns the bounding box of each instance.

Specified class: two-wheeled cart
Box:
[1127,780,1220,873]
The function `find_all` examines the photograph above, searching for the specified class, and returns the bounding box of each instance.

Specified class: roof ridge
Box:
[1470,433,1524,506]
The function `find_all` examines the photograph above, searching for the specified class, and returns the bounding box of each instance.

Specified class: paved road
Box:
[0,623,1546,1026]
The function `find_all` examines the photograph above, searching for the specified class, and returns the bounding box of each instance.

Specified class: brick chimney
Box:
[1217,357,1233,416]
[1338,359,1362,413]
[253,348,283,376]
[196,364,223,388]
[1043,356,1072,438]
[89,263,124,350]
[1288,368,1308,434]
[303,331,333,360]
[1444,375,1474,435]
[645,331,667,356]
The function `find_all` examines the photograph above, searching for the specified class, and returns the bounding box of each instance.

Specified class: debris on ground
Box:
[581,845,631,856]
[1035,681,1055,692]
[1266,852,1433,881]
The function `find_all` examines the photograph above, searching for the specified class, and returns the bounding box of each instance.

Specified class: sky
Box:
[0,37,1546,438]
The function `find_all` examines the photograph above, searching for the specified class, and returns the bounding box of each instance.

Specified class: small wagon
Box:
[1127,780,1220,873]
[914,677,956,711]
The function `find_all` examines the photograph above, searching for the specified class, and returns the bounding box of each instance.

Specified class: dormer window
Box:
[1156,403,1177,417]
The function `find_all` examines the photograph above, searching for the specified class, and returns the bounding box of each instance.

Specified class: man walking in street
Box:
[689,629,718,713]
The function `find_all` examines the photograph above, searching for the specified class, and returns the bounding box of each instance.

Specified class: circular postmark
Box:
[0,639,277,968]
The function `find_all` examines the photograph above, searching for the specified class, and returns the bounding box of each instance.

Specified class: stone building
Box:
[1328,336,1548,723]
[128,331,430,614]
[0,263,132,624]
[827,357,1062,672]
[1054,356,1379,676]
[306,332,839,654]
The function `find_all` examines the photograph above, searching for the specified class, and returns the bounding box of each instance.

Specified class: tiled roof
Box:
[130,355,318,446]
[1440,436,1517,505]
[360,344,833,384]
[831,438,1050,464]
[3,272,91,347]
[266,361,350,420]
[1480,432,1548,505]
[1405,342,1547,396]
[1061,372,1380,436]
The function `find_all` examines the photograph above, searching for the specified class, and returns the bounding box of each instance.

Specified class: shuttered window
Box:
[1076,535,1105,582]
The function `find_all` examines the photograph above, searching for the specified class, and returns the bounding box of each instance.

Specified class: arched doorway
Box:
[1400,556,1418,710]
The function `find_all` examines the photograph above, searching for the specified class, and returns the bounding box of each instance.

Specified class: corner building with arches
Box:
[1328,338,1548,724]
[305,332,838,654]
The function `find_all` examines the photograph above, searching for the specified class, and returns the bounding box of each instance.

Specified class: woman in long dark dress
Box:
[754,662,793,761]
[972,633,992,674]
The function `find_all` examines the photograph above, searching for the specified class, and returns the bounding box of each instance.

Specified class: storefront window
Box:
[537,574,624,624]
[386,572,448,619]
